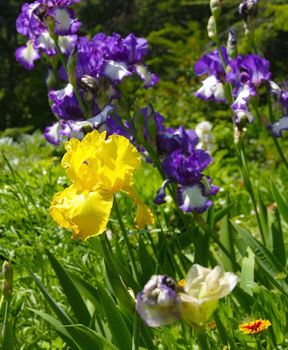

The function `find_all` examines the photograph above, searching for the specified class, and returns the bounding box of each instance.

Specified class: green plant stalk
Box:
[113,197,139,282]
[1,300,13,350]
[266,88,288,170]
[236,145,266,245]
[49,31,90,119]
[212,16,267,245]
[194,213,240,270]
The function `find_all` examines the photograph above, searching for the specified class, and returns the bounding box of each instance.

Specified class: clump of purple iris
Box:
[75,33,158,87]
[15,0,80,69]
[136,275,181,327]
[194,47,271,128]
[103,106,218,213]
[15,2,159,145]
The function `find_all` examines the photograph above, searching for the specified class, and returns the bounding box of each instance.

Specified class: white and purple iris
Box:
[75,33,159,87]
[136,275,181,327]
[153,115,219,213]
[195,48,272,128]
[15,0,80,69]
[194,47,229,103]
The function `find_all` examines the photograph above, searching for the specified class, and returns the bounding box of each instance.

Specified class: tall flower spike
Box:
[50,130,154,240]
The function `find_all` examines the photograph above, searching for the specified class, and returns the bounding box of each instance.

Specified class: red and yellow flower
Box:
[239,319,271,335]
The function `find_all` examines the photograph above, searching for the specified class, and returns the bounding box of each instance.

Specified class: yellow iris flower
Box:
[50,130,154,240]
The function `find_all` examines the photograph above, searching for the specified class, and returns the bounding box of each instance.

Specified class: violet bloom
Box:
[44,120,84,145]
[269,117,288,138]
[49,83,84,120]
[227,54,271,91]
[162,151,218,213]
[44,105,114,144]
[15,0,80,69]
[75,33,158,88]
[162,150,212,186]
[136,275,181,327]
[157,126,199,154]
[194,47,229,103]
[239,0,258,22]
[227,54,271,114]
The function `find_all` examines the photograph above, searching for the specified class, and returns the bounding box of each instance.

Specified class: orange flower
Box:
[239,319,271,335]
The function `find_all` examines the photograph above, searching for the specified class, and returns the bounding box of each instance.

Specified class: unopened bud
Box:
[2,261,13,300]
[67,48,78,86]
[227,30,237,58]
[207,16,217,40]
[46,68,57,90]
[210,0,221,19]
[239,0,258,22]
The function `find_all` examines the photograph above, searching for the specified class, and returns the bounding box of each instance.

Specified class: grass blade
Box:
[46,250,91,326]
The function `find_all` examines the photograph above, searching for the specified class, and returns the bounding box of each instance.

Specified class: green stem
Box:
[193,213,240,270]
[266,87,288,170]
[113,197,139,281]
[235,144,266,245]
[50,31,90,119]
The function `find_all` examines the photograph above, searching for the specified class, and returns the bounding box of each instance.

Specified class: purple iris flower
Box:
[194,47,229,78]
[136,275,181,327]
[44,119,84,145]
[194,47,229,103]
[226,54,271,90]
[49,83,84,120]
[74,33,158,88]
[162,150,212,186]
[226,54,271,115]
[269,117,288,138]
[15,0,81,69]
[44,105,114,144]
[157,126,199,154]
[239,0,258,22]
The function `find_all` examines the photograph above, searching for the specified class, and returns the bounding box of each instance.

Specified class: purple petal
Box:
[269,116,288,137]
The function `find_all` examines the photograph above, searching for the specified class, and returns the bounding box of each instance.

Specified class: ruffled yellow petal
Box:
[61,131,106,188]
[135,203,155,229]
[99,134,141,191]
[122,185,155,229]
[60,131,140,192]
[50,184,113,240]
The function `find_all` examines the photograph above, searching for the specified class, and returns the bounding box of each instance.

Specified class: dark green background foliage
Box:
[1,0,288,131]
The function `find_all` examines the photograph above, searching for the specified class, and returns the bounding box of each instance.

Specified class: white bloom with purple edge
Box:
[15,40,40,70]
[270,117,288,138]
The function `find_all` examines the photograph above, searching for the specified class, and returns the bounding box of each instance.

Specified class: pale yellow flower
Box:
[50,130,154,240]
[178,265,238,327]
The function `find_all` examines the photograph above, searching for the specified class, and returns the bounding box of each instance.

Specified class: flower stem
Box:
[266,87,288,170]
[235,143,266,245]
[113,196,139,282]
[49,32,90,119]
